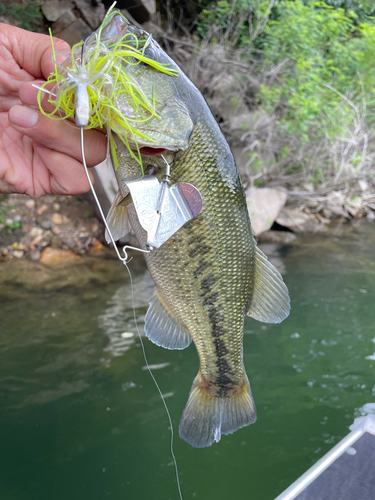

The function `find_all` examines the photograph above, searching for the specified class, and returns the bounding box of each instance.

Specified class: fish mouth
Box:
[137,146,169,156]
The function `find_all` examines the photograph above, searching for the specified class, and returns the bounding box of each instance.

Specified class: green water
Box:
[1,222,375,500]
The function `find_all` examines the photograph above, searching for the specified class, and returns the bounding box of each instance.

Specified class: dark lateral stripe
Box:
[202,291,219,307]
[200,274,215,293]
[189,244,211,258]
[199,273,236,389]
[193,260,210,278]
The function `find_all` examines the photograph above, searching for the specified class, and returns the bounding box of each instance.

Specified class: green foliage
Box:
[257,1,375,179]
[0,0,43,32]
[196,0,269,45]
[261,2,358,132]
[323,0,375,22]
[196,0,232,38]
[0,203,21,234]
[194,0,375,183]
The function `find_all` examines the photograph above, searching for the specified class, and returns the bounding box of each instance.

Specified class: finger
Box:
[20,80,77,118]
[33,143,95,196]
[20,80,55,111]
[8,105,107,168]
[2,24,70,79]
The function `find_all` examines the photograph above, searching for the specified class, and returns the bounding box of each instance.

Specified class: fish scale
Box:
[104,14,290,447]
[145,119,254,391]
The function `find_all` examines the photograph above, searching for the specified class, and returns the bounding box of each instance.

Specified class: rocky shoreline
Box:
[0,193,109,264]
[1,1,374,265]
[1,184,373,266]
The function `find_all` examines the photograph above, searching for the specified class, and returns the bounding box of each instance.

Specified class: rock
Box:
[56,19,92,46]
[29,251,41,261]
[276,207,324,233]
[51,9,77,34]
[30,227,44,238]
[52,226,62,235]
[51,213,71,225]
[37,204,48,215]
[40,220,54,230]
[142,0,156,16]
[116,0,155,23]
[38,232,53,248]
[42,0,74,22]
[346,196,363,217]
[29,235,43,249]
[88,237,105,253]
[322,208,332,219]
[257,230,297,244]
[26,200,35,209]
[51,235,63,249]
[358,180,369,192]
[74,0,105,30]
[325,191,347,217]
[39,247,81,266]
[246,187,287,235]
[13,250,24,259]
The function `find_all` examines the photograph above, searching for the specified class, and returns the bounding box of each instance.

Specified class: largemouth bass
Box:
[103,15,290,448]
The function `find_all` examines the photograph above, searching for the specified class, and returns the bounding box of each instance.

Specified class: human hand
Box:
[0,23,107,197]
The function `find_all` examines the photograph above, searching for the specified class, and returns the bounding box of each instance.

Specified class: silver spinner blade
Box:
[123,176,203,248]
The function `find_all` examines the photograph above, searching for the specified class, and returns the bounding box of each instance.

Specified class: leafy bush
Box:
[0,0,43,32]
[195,0,375,186]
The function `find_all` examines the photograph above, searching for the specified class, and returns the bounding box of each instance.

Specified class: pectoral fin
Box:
[246,247,290,323]
[145,292,192,350]
[105,190,131,243]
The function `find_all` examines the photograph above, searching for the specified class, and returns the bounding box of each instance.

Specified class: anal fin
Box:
[144,292,192,350]
[105,190,131,244]
[247,246,290,323]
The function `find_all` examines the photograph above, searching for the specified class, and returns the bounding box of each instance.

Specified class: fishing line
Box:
[80,127,183,500]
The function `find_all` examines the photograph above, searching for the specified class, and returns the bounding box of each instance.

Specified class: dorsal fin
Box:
[247,246,290,324]
[105,189,131,243]
[145,292,192,350]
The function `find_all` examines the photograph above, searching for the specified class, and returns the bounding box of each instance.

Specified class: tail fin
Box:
[179,372,256,448]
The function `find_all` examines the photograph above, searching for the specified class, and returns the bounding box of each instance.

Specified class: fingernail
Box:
[9,105,38,128]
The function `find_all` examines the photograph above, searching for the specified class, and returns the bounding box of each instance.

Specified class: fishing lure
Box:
[37,5,202,256]
[38,5,178,173]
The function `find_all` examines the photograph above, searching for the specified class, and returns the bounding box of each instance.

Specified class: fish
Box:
[103,14,290,448]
